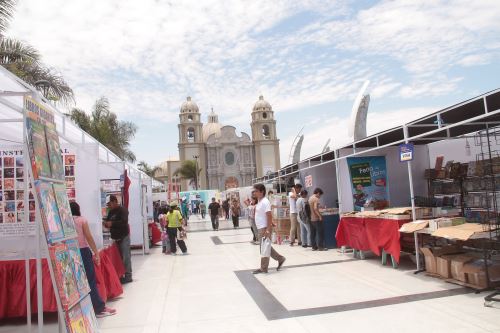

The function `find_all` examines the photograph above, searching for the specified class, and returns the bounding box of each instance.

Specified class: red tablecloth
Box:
[336,217,410,263]
[0,243,125,319]
[150,223,162,245]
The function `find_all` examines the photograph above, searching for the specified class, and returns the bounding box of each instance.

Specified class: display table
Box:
[0,243,125,318]
[336,216,410,263]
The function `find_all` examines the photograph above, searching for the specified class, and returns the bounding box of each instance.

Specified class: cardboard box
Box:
[463,259,500,289]
[436,255,453,278]
[449,254,478,282]
[431,223,486,241]
[399,220,429,233]
[420,246,463,275]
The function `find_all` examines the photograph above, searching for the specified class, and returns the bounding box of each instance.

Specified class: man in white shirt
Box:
[252,184,286,274]
[288,184,302,246]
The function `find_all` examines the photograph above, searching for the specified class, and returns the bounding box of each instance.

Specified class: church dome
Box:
[180,96,199,113]
[253,95,272,112]
[202,109,222,141]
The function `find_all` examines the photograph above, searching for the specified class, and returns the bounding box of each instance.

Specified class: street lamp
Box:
[193,155,199,190]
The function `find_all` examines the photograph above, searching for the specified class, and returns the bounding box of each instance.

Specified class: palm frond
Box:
[0,38,39,65]
[0,0,16,36]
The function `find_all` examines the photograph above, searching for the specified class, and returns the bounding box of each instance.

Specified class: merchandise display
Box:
[23,96,96,329]
[45,123,65,180]
[66,238,91,297]
[48,242,80,310]
[36,180,65,243]
[26,111,51,179]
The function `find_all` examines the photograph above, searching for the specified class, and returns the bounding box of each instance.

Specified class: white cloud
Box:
[5,0,499,165]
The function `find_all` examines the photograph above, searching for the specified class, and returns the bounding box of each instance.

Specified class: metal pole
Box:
[22,106,32,333]
[334,149,343,213]
[403,126,417,221]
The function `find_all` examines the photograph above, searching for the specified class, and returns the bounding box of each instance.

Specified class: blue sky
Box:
[7,0,500,167]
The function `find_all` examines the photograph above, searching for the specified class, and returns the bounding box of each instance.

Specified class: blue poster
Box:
[347,156,390,211]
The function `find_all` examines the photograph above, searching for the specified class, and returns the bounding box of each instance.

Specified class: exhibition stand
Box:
[0,65,153,330]
[254,88,500,295]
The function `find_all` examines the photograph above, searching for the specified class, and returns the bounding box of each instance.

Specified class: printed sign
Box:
[347,156,390,211]
[399,143,414,162]
[304,175,313,188]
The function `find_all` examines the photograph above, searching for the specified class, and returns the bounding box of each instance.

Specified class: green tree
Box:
[0,0,74,104]
[69,97,138,162]
[174,160,202,189]
[137,161,161,179]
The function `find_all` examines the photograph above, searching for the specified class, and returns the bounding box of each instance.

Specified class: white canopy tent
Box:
[0,66,153,330]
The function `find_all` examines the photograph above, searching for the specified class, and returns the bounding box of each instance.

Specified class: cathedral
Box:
[175,95,281,191]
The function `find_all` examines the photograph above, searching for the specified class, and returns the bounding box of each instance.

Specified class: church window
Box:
[262,112,267,119]
[188,115,193,121]
[225,151,235,166]
[187,127,195,142]
[262,125,270,139]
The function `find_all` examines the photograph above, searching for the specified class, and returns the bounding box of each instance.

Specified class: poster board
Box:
[347,156,390,211]
[0,147,37,237]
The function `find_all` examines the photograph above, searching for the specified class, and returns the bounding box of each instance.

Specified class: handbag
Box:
[260,237,272,257]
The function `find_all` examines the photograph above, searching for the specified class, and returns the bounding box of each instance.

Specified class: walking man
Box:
[208,198,220,231]
[103,195,132,284]
[309,188,326,251]
[252,183,285,274]
[199,201,206,219]
[288,183,302,246]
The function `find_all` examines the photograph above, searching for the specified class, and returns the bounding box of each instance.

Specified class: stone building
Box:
[169,95,280,191]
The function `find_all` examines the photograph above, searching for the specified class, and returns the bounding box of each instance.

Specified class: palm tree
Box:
[0,0,74,104]
[137,161,161,180]
[69,97,138,163]
[174,160,202,190]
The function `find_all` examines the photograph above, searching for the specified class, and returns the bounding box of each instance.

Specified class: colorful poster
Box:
[45,123,65,180]
[0,149,37,237]
[347,156,390,211]
[53,183,77,238]
[80,295,99,332]
[66,238,90,297]
[48,242,80,310]
[35,180,65,242]
[63,149,77,200]
[26,112,51,179]
[67,304,86,333]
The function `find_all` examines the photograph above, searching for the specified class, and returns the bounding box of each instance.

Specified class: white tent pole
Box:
[403,125,417,220]
[22,104,32,333]
[334,149,343,213]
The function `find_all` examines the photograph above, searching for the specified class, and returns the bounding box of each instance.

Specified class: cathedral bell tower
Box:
[251,95,281,177]
[178,96,207,190]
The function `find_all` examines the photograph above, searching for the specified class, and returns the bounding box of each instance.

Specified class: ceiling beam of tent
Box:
[0,91,29,96]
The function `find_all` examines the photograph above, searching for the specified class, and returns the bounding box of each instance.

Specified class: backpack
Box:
[304,201,312,220]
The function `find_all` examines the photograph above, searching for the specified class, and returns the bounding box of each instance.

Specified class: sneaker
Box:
[319,248,328,251]
[171,252,177,256]
[96,307,117,318]
[182,252,189,255]
[312,248,318,251]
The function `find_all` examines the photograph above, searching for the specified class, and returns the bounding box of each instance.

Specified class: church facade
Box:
[175,95,280,191]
